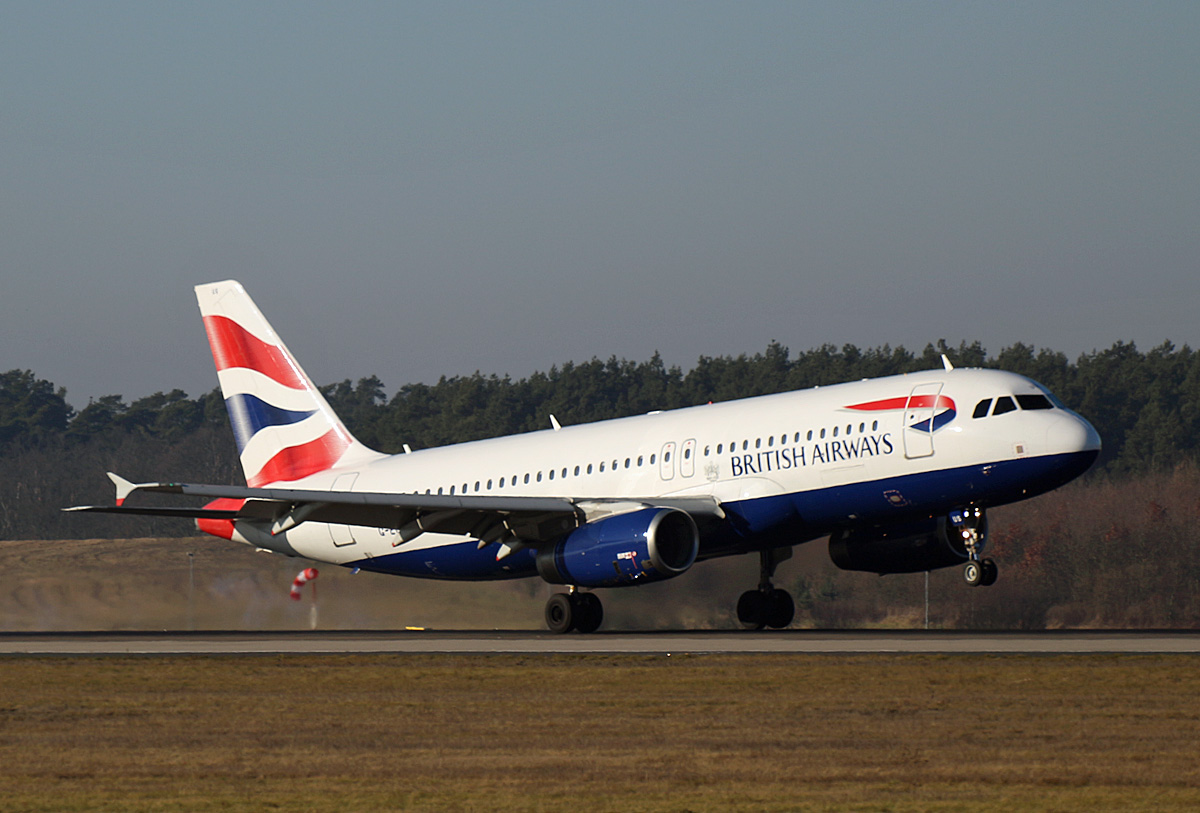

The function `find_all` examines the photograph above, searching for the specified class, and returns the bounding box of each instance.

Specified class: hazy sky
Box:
[2,1,1197,409]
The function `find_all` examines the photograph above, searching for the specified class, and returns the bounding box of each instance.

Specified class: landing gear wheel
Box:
[765,589,795,629]
[737,590,768,630]
[980,558,998,587]
[963,560,983,587]
[572,592,604,634]
[545,593,574,633]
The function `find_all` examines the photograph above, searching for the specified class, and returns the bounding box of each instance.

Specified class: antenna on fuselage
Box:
[549,415,562,431]
[941,354,954,371]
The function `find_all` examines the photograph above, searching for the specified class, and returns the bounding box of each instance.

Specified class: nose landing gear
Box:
[953,506,998,587]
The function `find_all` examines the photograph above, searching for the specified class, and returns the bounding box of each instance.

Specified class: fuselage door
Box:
[660,442,676,481]
[680,439,697,477]
[903,383,943,459]
[327,473,359,547]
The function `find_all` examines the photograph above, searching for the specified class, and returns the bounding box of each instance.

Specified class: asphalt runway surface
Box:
[2,630,1199,655]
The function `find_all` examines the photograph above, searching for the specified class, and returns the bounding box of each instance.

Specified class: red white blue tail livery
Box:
[197,281,382,487]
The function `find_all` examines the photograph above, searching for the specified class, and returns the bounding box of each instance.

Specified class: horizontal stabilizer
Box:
[63,504,240,520]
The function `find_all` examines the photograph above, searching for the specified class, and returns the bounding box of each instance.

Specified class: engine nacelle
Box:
[828,510,987,575]
[536,507,699,588]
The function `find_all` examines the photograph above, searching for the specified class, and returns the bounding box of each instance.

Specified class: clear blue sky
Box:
[2,1,1197,408]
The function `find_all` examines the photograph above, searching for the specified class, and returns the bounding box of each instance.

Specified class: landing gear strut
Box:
[954,506,998,587]
[736,547,795,630]
[544,589,603,634]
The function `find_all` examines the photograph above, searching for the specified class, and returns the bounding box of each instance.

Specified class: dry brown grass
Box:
[1,654,1199,811]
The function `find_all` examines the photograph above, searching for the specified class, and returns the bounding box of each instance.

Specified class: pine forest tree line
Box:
[2,338,1199,541]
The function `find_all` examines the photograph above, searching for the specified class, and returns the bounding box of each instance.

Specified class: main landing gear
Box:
[955,506,998,587]
[736,547,796,630]
[544,589,603,634]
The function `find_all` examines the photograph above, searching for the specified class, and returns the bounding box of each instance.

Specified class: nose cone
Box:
[1045,411,1102,465]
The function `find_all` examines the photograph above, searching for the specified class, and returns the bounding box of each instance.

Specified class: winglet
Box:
[107,472,139,506]
[941,354,954,371]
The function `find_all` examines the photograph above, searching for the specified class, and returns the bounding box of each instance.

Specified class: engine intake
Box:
[828,511,987,575]
[536,507,699,588]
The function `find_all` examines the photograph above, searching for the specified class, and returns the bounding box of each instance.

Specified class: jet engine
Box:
[536,507,699,588]
[828,510,987,575]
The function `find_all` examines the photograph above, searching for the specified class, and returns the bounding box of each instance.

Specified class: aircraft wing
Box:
[65,473,725,549]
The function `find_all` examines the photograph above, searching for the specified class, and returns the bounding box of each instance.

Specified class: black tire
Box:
[963,560,983,587]
[737,590,767,630]
[573,592,604,634]
[981,558,998,587]
[765,589,795,629]
[545,593,575,633]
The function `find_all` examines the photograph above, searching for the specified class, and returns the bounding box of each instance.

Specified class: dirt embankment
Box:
[0,536,756,632]
[0,537,558,631]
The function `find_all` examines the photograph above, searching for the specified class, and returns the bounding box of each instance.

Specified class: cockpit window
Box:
[972,399,992,418]
[992,396,1017,416]
[1016,394,1053,411]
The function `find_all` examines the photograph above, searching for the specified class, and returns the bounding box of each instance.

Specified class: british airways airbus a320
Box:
[69,281,1101,632]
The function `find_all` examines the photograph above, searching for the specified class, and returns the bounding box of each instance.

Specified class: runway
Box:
[2,630,1200,655]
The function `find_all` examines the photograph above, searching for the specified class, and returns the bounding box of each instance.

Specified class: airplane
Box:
[67,280,1101,632]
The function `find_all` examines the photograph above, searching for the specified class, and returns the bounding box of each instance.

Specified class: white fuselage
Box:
[224,367,1100,580]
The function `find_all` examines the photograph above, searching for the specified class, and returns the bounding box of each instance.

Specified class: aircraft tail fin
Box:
[195,280,383,487]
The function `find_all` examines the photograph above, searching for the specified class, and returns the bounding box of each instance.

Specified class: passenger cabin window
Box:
[973,399,992,418]
[992,396,1017,416]
[1016,394,1054,410]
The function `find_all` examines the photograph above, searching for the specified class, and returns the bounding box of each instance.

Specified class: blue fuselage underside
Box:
[348,449,1097,582]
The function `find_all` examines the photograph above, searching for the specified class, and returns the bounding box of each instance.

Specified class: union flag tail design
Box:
[195,280,382,487]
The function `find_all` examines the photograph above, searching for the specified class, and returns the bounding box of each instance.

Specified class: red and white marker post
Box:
[289,567,319,629]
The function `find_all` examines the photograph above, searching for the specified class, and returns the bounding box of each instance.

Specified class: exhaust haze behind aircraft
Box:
[69,281,1102,632]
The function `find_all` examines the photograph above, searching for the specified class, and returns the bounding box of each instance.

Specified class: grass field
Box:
[2,653,1199,811]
